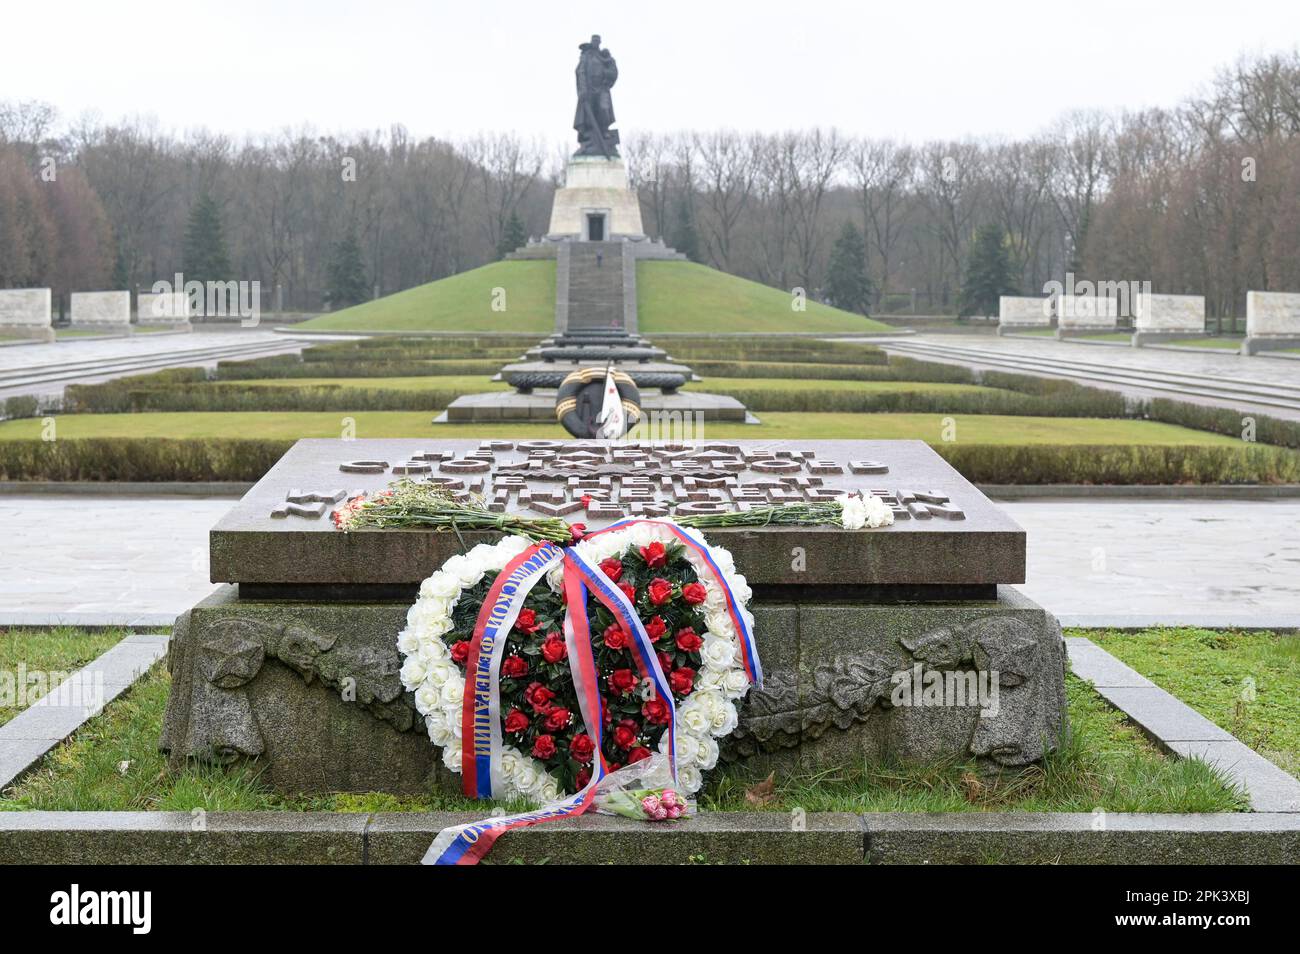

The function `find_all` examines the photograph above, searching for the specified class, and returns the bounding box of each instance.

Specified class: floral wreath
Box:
[397,521,758,802]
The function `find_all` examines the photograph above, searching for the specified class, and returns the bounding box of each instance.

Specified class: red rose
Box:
[619,582,637,604]
[642,697,671,725]
[569,733,596,763]
[504,708,530,734]
[627,746,652,764]
[670,667,696,696]
[532,734,557,759]
[608,668,638,696]
[575,767,592,788]
[449,640,470,663]
[514,608,541,635]
[675,627,703,652]
[657,650,673,671]
[681,582,707,605]
[647,578,673,606]
[645,616,668,640]
[544,707,572,731]
[569,522,587,544]
[603,624,629,651]
[524,681,555,712]
[599,557,623,583]
[639,541,667,568]
[502,655,528,679]
[541,634,567,663]
[613,724,638,750]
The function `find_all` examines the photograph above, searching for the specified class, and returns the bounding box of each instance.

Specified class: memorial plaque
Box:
[210,439,1025,588]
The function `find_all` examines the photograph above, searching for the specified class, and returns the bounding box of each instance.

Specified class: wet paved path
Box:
[0,495,1296,628]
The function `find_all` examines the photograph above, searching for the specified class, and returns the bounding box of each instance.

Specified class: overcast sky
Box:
[6,0,1299,143]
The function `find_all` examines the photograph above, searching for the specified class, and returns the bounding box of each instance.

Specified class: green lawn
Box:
[0,666,1243,814]
[1082,628,1300,780]
[294,261,556,334]
[0,410,1245,444]
[56,328,124,339]
[0,628,131,727]
[638,261,892,334]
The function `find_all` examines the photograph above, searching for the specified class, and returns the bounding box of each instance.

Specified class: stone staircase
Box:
[564,242,626,331]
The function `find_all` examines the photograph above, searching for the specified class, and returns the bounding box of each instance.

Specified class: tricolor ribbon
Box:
[423,519,759,865]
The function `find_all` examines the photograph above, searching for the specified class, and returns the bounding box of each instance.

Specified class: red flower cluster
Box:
[439,537,709,796]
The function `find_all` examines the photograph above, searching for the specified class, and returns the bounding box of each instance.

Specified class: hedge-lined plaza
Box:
[1,334,1295,485]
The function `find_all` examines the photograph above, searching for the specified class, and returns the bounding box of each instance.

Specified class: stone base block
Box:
[1242,336,1300,355]
[440,389,751,423]
[161,585,1068,796]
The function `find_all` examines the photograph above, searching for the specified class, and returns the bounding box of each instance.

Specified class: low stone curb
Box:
[0,481,254,496]
[2,810,1297,864]
[0,613,176,629]
[861,812,1300,864]
[1067,637,1300,812]
[1059,614,1300,630]
[982,484,1300,500]
[0,635,169,790]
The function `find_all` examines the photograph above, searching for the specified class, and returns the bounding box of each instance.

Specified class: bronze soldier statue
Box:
[573,34,619,158]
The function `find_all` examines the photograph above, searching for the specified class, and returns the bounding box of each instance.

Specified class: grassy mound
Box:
[637,261,892,334]
[294,261,555,334]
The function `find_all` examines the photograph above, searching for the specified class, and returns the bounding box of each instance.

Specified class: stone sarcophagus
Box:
[161,439,1068,793]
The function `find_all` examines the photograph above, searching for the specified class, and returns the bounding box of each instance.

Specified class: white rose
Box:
[722,669,750,699]
[511,760,541,796]
[399,656,428,691]
[677,764,703,794]
[678,698,711,735]
[494,535,530,560]
[499,746,522,781]
[535,776,563,803]
[710,546,736,576]
[710,700,739,737]
[701,635,737,671]
[696,668,726,692]
[425,711,454,747]
[440,678,464,706]
[704,611,736,640]
[442,741,463,772]
[702,581,728,613]
[414,681,441,715]
[695,735,719,770]
[666,731,701,765]
[727,573,752,604]
[423,660,456,688]
[396,628,421,655]
[546,563,566,594]
[629,523,659,549]
[422,572,461,601]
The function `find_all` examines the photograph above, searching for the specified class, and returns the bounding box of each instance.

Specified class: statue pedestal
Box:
[547,156,645,240]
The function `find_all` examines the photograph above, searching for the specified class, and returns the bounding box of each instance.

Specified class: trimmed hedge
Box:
[1,395,39,420]
[214,357,505,380]
[936,443,1300,485]
[706,384,1126,417]
[690,361,903,381]
[665,339,887,364]
[0,438,1293,484]
[1145,398,1300,450]
[0,438,293,481]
